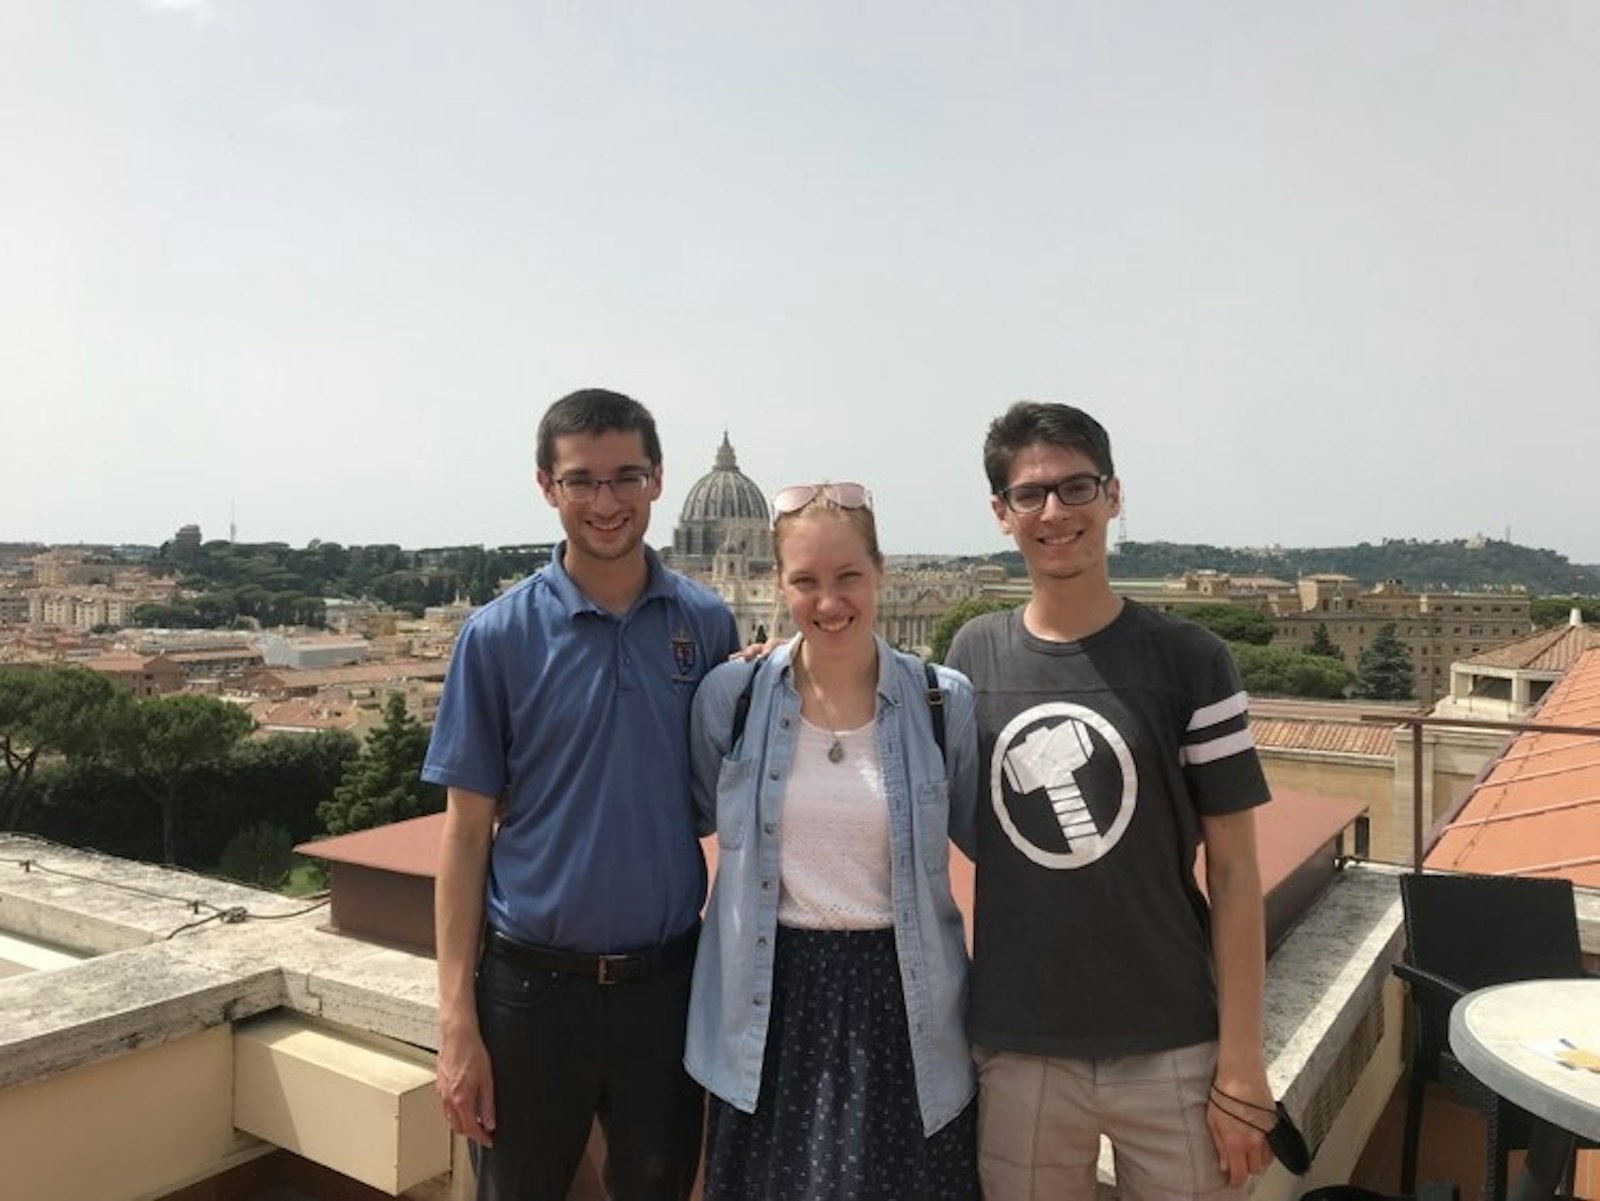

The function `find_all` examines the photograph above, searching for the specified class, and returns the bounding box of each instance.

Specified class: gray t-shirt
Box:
[947,601,1270,1058]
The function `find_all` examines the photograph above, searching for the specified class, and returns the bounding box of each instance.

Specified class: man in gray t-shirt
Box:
[947,402,1275,1201]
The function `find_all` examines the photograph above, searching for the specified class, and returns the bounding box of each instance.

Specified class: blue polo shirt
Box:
[422,544,738,954]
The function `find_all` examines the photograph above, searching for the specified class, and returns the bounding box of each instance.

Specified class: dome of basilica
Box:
[679,433,769,525]
[672,433,774,569]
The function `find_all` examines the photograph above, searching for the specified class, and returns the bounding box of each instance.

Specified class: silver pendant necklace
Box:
[800,652,848,765]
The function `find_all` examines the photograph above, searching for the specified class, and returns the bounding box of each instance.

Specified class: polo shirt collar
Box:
[544,542,674,618]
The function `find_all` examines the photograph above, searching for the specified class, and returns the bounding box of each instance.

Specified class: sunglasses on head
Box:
[772,482,873,516]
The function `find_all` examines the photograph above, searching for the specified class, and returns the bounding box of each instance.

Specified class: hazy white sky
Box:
[4,2,1597,563]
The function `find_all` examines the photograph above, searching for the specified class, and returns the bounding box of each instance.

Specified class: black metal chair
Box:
[1394,871,1592,1201]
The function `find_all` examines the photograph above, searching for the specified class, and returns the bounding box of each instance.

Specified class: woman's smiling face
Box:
[778,510,881,656]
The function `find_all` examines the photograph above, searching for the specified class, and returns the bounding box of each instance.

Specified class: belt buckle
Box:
[596,954,633,986]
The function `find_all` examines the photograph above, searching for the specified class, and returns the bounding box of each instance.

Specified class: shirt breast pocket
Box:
[714,755,757,850]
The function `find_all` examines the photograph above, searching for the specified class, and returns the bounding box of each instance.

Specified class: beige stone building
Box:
[1435,608,1600,720]
[78,652,187,698]
[1268,576,1532,702]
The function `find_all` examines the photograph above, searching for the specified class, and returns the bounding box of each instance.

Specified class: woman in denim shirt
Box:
[685,482,980,1200]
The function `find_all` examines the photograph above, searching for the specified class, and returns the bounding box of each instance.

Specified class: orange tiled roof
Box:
[1426,648,1600,887]
[248,698,359,732]
[1251,717,1393,757]
[271,660,447,690]
[78,653,157,672]
[1459,622,1600,672]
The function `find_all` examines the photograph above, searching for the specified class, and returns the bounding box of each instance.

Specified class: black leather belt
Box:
[485,925,698,986]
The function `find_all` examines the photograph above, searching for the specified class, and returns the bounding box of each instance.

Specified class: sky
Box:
[3,2,1598,564]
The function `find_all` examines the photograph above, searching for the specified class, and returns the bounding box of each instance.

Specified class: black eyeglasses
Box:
[772,482,873,516]
[552,469,656,503]
[997,473,1109,514]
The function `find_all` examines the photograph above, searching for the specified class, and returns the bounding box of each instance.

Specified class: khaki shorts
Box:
[975,1040,1243,1201]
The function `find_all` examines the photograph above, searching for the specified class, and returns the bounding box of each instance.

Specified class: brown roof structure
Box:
[1457,620,1600,673]
[271,660,448,693]
[248,698,361,733]
[1426,648,1600,886]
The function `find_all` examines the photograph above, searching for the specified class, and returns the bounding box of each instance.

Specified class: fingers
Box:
[475,1074,497,1146]
[727,639,782,662]
[437,1054,496,1148]
[1206,1098,1270,1186]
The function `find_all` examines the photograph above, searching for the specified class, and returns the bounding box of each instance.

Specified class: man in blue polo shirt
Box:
[425,388,739,1201]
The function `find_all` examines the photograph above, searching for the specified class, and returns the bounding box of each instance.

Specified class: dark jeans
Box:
[473,935,703,1201]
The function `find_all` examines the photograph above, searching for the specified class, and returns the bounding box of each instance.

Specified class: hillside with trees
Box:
[133,539,553,627]
[975,538,1600,595]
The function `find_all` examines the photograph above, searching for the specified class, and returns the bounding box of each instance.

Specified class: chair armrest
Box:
[1392,961,1469,1005]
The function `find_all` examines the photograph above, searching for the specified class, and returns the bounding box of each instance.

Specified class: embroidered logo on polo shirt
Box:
[991,702,1137,870]
[670,626,699,681]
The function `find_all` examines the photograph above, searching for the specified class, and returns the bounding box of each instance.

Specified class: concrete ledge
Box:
[0,942,283,1089]
[0,834,439,1091]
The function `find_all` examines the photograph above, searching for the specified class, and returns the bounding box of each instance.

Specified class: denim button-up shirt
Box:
[684,637,978,1136]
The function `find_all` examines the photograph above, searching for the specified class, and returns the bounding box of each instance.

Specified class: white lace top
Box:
[777,716,893,929]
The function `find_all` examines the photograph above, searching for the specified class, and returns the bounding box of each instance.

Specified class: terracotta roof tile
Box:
[1251,718,1393,757]
[1459,622,1600,672]
[248,698,360,732]
[271,660,447,690]
[1427,648,1600,887]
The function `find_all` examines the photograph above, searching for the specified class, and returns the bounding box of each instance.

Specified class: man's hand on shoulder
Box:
[728,637,783,662]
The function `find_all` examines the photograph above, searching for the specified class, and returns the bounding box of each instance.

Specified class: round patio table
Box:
[1449,978,1600,1201]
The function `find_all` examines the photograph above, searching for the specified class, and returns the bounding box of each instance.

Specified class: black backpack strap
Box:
[729,657,764,754]
[923,662,946,762]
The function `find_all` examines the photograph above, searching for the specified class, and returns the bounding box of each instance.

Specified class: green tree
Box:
[1231,644,1356,699]
[1353,622,1415,700]
[1530,596,1600,628]
[929,598,1020,663]
[216,822,295,887]
[115,694,255,863]
[24,729,358,867]
[0,668,127,831]
[318,693,443,835]
[1305,622,1344,660]
[1182,604,1275,646]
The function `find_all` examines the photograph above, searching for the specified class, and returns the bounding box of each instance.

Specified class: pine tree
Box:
[318,692,444,835]
[1306,622,1344,661]
[1353,623,1415,700]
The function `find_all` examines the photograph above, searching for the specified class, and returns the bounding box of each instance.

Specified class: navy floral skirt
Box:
[702,925,978,1200]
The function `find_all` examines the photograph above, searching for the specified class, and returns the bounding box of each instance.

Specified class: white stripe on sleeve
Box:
[1187,691,1248,732]
[1180,728,1257,767]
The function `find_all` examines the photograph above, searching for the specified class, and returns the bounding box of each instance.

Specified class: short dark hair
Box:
[536,388,663,473]
[982,401,1115,493]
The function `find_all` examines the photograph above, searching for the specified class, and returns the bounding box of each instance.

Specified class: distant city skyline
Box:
[6,520,1597,574]
[5,4,1598,561]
